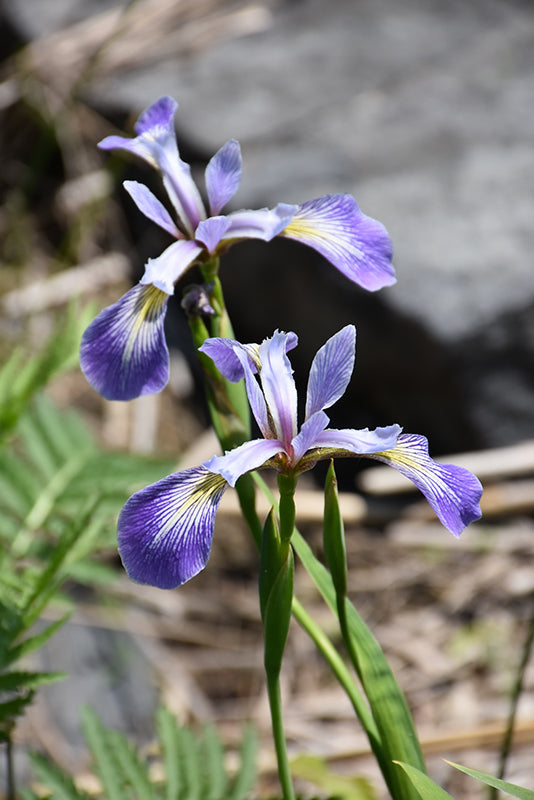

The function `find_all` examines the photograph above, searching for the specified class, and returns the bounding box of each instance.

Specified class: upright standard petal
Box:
[118,466,228,589]
[123,180,181,238]
[205,139,242,215]
[369,433,483,536]
[291,410,330,464]
[195,216,233,253]
[282,194,396,291]
[305,325,356,419]
[80,284,169,401]
[204,438,286,486]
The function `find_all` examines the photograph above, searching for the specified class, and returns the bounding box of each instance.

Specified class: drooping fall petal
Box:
[80,284,169,401]
[118,466,228,589]
[282,194,396,291]
[369,433,483,536]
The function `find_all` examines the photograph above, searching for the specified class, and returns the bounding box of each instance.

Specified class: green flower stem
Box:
[290,596,380,745]
[277,473,297,545]
[266,671,296,800]
[252,473,379,740]
[253,471,425,800]
[260,504,295,800]
[187,265,251,451]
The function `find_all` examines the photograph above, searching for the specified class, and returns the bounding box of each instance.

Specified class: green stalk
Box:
[260,507,295,800]
[291,596,380,746]
[266,672,296,800]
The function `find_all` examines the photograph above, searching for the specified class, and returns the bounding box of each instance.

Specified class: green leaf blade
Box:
[446,761,534,799]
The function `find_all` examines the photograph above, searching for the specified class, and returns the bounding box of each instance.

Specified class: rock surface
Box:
[8,0,534,450]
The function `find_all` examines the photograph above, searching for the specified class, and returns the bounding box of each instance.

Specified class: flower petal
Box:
[195,216,232,253]
[258,331,298,447]
[205,139,242,215]
[98,96,178,166]
[221,203,297,243]
[140,239,202,294]
[80,284,169,401]
[134,95,178,136]
[291,410,330,464]
[117,466,228,589]
[204,439,285,487]
[282,194,396,291]
[305,325,356,419]
[99,96,206,236]
[200,333,298,382]
[369,434,483,536]
[123,180,181,237]
[313,424,402,455]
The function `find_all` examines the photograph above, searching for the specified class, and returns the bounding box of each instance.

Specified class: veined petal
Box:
[368,433,483,536]
[199,336,271,437]
[235,347,272,438]
[140,240,202,294]
[204,438,285,487]
[313,424,402,455]
[123,180,181,237]
[199,332,298,382]
[98,96,178,166]
[282,194,396,291]
[117,466,228,589]
[205,139,242,215]
[291,410,330,464]
[195,216,232,253]
[161,162,206,238]
[80,284,169,401]
[135,95,178,136]
[258,331,298,447]
[199,337,253,381]
[99,96,206,236]
[221,203,298,243]
[305,325,356,419]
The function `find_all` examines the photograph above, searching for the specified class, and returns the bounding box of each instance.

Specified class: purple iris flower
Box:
[117,325,483,589]
[80,96,396,401]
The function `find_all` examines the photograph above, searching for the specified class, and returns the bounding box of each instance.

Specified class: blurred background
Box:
[1,0,534,797]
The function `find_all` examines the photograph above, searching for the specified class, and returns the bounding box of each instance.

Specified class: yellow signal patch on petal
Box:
[123,284,169,362]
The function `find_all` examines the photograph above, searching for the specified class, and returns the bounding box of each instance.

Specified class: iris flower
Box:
[80,96,396,401]
[117,325,483,589]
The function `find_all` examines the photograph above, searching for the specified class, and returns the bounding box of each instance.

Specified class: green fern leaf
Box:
[201,723,228,800]
[0,670,65,691]
[82,707,130,800]
[156,706,182,800]
[107,727,157,800]
[28,752,90,800]
[228,725,258,800]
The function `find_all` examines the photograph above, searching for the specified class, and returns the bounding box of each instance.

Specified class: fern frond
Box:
[82,707,130,800]
[228,725,258,800]
[0,302,94,441]
[29,752,90,800]
[202,723,228,800]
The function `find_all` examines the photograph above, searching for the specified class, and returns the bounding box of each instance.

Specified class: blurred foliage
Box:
[23,707,258,800]
[0,302,94,440]
[0,307,173,748]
